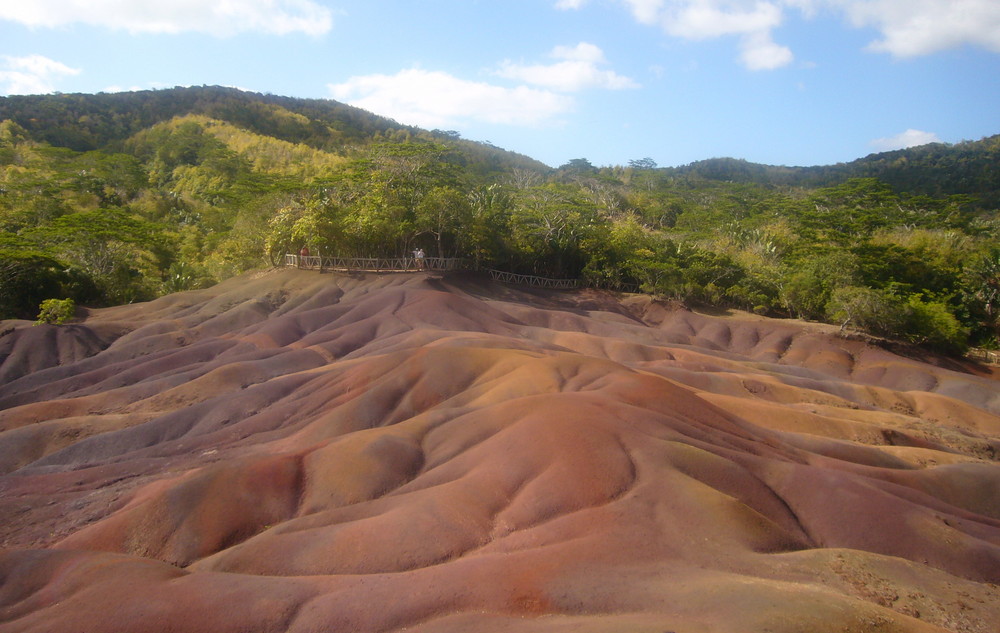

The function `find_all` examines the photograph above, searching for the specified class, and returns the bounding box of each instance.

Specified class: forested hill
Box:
[1,86,997,198]
[0,85,391,151]
[668,135,1000,206]
[0,85,548,173]
[1,86,998,354]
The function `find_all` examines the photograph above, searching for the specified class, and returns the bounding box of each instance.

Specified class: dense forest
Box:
[1,86,998,354]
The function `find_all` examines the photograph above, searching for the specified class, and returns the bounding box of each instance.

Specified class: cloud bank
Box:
[630,0,793,70]
[870,129,943,152]
[837,0,1000,57]
[0,0,333,36]
[329,43,634,129]
[329,69,574,129]
[0,55,81,95]
[496,43,640,91]
[558,0,1000,69]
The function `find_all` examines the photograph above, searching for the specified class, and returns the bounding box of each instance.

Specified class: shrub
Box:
[36,298,76,325]
[905,295,969,354]
[826,286,909,338]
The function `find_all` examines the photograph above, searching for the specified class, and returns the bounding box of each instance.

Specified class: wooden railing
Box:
[486,269,580,289]
[285,254,464,272]
[967,348,1000,365]
[284,253,589,291]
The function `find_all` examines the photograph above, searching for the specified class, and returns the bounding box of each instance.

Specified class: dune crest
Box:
[1,269,998,633]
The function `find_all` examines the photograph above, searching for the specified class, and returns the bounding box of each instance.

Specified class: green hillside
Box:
[669,135,1000,207]
[1,86,998,352]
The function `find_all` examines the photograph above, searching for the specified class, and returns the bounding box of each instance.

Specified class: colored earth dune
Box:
[1,269,998,632]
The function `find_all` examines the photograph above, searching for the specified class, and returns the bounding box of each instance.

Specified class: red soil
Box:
[1,269,998,632]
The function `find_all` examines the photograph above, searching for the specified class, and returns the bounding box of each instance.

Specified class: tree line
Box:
[1,88,998,354]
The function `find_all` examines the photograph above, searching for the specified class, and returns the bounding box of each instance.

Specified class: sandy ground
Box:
[1,269,998,633]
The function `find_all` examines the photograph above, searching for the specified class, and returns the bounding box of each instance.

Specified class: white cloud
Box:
[620,0,795,70]
[0,0,333,36]
[102,85,141,94]
[661,0,784,40]
[328,69,574,129]
[739,31,794,70]
[328,44,637,130]
[0,55,81,95]
[496,42,640,91]
[623,0,667,25]
[834,0,1000,57]
[555,0,588,9]
[870,129,942,152]
[554,42,607,64]
[615,0,1000,71]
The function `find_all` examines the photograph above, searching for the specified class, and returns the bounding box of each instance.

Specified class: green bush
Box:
[827,287,969,355]
[36,298,76,325]
[905,295,969,354]
[826,286,909,338]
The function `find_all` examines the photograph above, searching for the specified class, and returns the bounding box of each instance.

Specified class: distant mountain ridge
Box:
[0,85,407,151]
[669,135,1000,206]
[0,85,548,175]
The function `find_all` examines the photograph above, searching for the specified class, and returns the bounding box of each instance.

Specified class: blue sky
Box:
[1,1,998,168]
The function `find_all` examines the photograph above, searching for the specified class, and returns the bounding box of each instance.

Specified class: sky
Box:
[0,1,998,168]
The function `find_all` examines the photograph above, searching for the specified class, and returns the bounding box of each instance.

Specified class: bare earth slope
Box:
[1,269,998,633]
